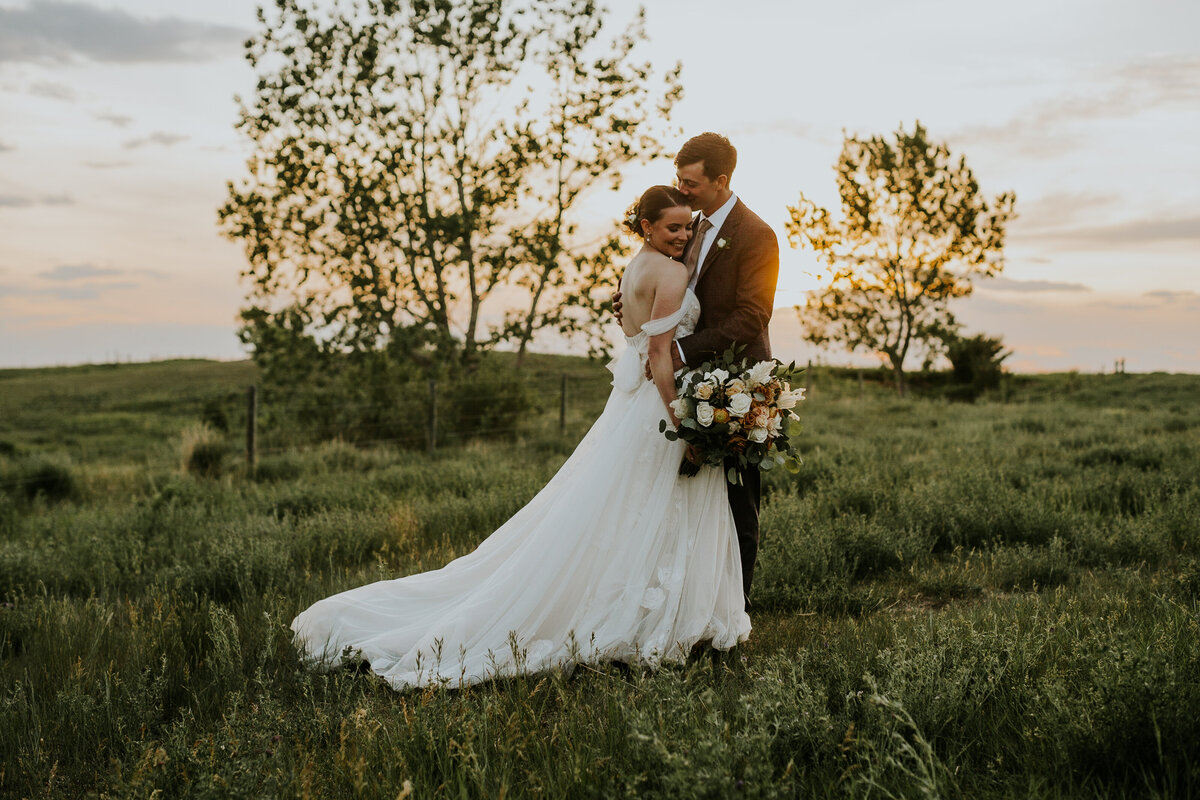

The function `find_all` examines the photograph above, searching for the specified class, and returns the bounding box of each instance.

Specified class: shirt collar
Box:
[699,192,737,232]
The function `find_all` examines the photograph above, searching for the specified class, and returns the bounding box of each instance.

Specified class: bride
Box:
[291,185,751,689]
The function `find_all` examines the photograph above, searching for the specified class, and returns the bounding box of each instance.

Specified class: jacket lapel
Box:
[696,200,744,285]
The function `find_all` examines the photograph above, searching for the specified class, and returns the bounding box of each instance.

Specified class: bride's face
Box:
[643,205,692,258]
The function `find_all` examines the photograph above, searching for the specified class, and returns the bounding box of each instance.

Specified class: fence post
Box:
[559,374,567,433]
[427,379,438,453]
[245,385,257,474]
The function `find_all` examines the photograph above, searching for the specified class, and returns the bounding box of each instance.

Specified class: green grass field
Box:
[1,358,1197,798]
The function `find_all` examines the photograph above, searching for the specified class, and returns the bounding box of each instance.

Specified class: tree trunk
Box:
[891,358,906,397]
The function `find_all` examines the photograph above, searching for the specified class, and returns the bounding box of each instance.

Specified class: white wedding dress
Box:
[291,289,751,689]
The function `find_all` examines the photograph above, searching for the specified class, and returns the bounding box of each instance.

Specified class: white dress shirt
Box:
[678,192,737,363]
[687,191,737,292]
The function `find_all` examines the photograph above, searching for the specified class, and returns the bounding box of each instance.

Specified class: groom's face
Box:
[675,161,726,214]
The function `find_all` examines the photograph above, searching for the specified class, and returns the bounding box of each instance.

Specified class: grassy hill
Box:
[1,358,1198,798]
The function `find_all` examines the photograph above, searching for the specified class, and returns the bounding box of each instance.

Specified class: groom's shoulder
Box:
[734,199,777,243]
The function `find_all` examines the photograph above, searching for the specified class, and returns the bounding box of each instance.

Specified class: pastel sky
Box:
[1,0,1198,372]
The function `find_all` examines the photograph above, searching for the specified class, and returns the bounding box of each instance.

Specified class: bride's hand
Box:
[611,291,623,323]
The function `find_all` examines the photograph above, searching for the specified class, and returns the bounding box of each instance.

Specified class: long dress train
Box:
[290,289,751,689]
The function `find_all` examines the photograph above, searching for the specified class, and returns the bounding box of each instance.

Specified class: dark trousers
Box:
[724,456,761,611]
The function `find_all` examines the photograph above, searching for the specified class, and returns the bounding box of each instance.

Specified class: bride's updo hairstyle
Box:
[622,185,689,239]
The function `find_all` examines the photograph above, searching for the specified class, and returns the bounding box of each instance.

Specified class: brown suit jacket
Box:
[677,198,779,366]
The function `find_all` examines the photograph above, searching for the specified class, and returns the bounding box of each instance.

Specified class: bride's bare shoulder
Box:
[644,250,684,268]
[643,251,687,279]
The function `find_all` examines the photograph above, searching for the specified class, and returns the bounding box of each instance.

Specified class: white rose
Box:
[767,414,783,435]
[693,381,714,400]
[727,392,752,416]
[696,402,715,427]
[745,361,775,388]
[709,368,730,384]
[669,398,688,418]
[725,378,746,395]
[748,427,769,443]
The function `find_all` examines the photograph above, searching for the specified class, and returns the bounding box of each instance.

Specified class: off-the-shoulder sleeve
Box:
[640,290,695,337]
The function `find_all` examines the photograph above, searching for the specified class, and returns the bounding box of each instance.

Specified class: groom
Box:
[619,132,780,609]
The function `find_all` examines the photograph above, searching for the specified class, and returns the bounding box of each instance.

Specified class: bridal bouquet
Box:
[660,348,806,484]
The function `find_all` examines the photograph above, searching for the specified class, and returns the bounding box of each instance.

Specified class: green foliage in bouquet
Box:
[659,346,806,485]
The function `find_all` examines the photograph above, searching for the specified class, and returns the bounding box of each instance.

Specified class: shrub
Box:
[200,397,231,433]
[15,457,77,503]
[179,424,225,479]
[940,330,1010,401]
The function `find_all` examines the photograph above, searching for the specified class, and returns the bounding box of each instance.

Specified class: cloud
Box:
[0,280,137,301]
[955,54,1200,160]
[951,291,1200,373]
[93,110,133,128]
[28,79,76,101]
[40,263,122,281]
[122,131,188,149]
[1013,191,1121,232]
[980,277,1092,293]
[0,261,150,302]
[1021,215,1200,249]
[82,159,133,169]
[1143,289,1200,306]
[0,1,246,64]
[0,193,73,207]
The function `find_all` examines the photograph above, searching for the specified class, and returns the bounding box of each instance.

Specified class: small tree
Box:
[220,0,680,379]
[941,329,1011,400]
[786,122,1015,394]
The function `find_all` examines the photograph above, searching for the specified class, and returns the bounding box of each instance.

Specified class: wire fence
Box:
[0,359,856,498]
[0,368,622,494]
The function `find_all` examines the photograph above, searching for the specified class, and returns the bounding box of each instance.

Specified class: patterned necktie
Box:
[683,217,713,281]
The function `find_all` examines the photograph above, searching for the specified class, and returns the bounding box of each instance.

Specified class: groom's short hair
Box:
[675,133,737,183]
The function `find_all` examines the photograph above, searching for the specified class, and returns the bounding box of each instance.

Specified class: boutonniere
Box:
[716,237,730,250]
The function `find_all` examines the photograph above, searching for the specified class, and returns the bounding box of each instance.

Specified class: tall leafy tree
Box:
[493,3,682,364]
[220,0,680,377]
[785,122,1015,393]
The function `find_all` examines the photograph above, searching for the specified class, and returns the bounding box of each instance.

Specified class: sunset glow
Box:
[1,0,1197,371]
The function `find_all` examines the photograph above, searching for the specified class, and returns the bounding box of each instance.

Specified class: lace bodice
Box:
[608,289,699,393]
